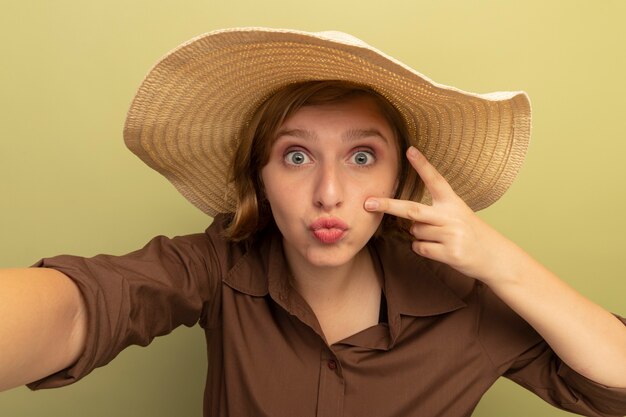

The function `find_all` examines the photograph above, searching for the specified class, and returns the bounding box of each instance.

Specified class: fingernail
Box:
[364,199,379,210]
[407,146,419,158]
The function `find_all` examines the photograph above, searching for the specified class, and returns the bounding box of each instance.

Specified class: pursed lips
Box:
[309,217,349,244]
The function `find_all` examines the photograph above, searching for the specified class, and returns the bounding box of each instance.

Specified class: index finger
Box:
[406,146,454,202]
[364,197,442,225]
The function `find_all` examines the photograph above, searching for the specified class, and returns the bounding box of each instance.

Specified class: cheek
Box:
[369,171,399,198]
[260,165,300,214]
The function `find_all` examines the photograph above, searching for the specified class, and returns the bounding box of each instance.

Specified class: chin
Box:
[306,253,355,269]
[303,241,363,268]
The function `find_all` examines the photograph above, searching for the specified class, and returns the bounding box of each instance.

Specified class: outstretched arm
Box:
[0,268,87,391]
[365,146,626,388]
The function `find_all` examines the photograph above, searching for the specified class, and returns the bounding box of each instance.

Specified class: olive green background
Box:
[1,0,625,416]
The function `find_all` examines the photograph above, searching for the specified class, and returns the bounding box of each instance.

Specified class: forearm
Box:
[0,268,87,392]
[482,239,626,388]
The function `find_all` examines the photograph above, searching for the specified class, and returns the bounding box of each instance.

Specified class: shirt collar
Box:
[371,235,467,318]
[223,227,322,335]
[224,227,467,320]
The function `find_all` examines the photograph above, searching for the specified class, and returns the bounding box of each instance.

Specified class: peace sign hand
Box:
[365,146,514,283]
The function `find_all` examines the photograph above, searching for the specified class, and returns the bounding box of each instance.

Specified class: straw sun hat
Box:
[123,27,531,217]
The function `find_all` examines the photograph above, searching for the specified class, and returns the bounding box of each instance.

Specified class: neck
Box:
[283,241,383,345]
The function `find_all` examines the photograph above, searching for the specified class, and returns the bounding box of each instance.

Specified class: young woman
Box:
[1,27,625,417]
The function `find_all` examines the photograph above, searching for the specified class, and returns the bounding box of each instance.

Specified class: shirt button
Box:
[327,359,338,370]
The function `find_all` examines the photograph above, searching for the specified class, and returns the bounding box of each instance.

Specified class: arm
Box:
[365,146,626,388]
[24,230,220,390]
[0,268,87,392]
[474,233,626,388]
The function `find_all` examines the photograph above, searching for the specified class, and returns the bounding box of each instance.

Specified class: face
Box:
[260,96,400,270]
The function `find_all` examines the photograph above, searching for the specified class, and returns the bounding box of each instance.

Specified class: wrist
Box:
[473,228,530,289]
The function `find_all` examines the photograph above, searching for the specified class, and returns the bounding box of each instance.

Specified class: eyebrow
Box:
[343,128,389,144]
[275,128,389,144]
[275,128,316,141]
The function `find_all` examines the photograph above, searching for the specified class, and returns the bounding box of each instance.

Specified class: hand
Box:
[367,149,626,390]
[364,146,511,282]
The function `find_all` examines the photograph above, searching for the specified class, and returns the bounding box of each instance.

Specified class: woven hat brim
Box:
[124,27,531,216]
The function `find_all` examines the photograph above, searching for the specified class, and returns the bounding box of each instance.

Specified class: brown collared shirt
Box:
[30,214,626,416]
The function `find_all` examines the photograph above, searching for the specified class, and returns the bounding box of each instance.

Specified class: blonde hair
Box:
[224,80,422,241]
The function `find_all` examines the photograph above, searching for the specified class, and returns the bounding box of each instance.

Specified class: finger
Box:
[411,240,446,262]
[410,223,444,243]
[406,146,455,202]
[364,197,443,225]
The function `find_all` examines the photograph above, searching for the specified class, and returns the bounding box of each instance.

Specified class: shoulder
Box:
[419,257,478,301]
[198,213,252,271]
[202,214,275,286]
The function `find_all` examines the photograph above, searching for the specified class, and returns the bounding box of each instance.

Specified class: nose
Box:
[313,164,344,210]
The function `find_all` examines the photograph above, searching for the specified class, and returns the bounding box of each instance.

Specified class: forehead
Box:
[280,95,395,131]
[252,91,406,164]
[274,98,398,150]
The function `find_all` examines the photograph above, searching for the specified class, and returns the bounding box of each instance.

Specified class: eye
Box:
[350,150,375,166]
[284,150,311,166]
